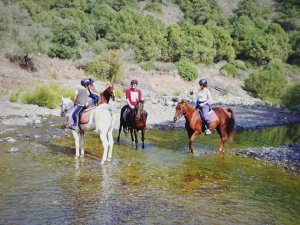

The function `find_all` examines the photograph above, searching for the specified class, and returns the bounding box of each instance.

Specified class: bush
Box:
[85,61,110,81]
[281,82,300,111]
[244,59,287,101]
[140,61,155,71]
[9,91,21,103]
[220,63,238,77]
[23,84,75,109]
[114,87,125,100]
[176,58,198,81]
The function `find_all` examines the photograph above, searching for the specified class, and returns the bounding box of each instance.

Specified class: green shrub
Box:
[114,87,124,100]
[220,63,238,77]
[23,84,74,109]
[140,61,155,71]
[281,82,300,111]
[244,59,287,101]
[9,91,21,103]
[85,61,110,81]
[176,58,198,81]
[85,50,123,82]
[232,60,247,70]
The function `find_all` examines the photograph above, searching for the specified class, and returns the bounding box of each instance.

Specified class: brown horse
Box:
[99,85,115,104]
[117,100,148,149]
[173,100,235,154]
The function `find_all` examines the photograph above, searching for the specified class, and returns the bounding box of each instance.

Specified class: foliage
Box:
[23,83,74,109]
[85,50,123,82]
[140,61,155,71]
[230,16,291,65]
[9,91,21,103]
[114,87,125,100]
[176,58,198,81]
[281,82,300,111]
[244,59,287,101]
[235,0,272,21]
[206,22,235,62]
[85,61,110,81]
[220,63,238,77]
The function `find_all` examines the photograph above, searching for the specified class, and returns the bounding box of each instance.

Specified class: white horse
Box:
[60,97,115,164]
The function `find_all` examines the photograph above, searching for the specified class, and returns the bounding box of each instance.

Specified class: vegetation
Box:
[22,84,75,109]
[176,58,198,81]
[281,82,300,112]
[1,0,300,107]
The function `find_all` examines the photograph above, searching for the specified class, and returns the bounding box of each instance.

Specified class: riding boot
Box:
[70,115,78,131]
[204,121,211,135]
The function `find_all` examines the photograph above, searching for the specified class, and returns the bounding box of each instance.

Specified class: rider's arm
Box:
[125,89,134,108]
[206,88,212,104]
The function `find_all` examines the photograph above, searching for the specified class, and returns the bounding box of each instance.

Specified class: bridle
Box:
[60,100,74,117]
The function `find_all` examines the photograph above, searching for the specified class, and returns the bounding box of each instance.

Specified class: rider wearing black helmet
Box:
[195,78,212,135]
[70,78,91,130]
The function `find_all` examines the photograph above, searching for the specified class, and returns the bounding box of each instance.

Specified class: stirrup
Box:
[204,129,211,135]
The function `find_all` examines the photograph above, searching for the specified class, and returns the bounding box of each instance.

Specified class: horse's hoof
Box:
[80,155,84,158]
[107,158,111,162]
[100,160,105,164]
[75,156,79,159]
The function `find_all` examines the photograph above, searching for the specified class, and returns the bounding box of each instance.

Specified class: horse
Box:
[173,100,235,154]
[99,84,115,104]
[60,86,116,164]
[117,100,147,149]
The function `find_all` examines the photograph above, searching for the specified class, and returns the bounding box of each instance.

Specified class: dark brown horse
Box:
[173,100,235,154]
[117,100,147,149]
[99,85,115,104]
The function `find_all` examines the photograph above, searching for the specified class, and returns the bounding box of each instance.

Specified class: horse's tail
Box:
[227,108,235,142]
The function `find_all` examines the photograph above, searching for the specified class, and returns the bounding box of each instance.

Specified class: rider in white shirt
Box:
[195,78,212,135]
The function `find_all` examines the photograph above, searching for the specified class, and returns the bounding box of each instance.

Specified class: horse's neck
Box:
[184,103,197,120]
[100,91,109,103]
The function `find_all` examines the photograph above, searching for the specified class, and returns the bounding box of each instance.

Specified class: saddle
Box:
[79,107,95,124]
[198,108,217,124]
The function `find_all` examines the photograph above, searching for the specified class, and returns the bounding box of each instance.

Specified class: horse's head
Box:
[101,85,115,103]
[135,100,144,121]
[60,96,74,117]
[173,100,186,122]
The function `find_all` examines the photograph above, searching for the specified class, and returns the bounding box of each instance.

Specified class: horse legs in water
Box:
[71,130,85,158]
[107,124,114,161]
[79,132,85,156]
[141,128,145,149]
[134,129,138,149]
[187,128,200,154]
[216,125,228,153]
[130,128,134,144]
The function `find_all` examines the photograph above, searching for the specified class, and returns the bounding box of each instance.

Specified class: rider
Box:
[87,78,100,105]
[70,78,91,131]
[122,79,142,129]
[195,78,212,135]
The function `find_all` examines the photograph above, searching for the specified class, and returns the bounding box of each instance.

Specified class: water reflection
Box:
[0,123,300,224]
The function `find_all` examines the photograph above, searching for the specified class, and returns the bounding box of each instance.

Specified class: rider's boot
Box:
[70,115,78,131]
[204,121,211,135]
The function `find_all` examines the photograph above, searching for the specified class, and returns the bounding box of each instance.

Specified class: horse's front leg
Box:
[72,130,80,158]
[117,123,122,143]
[188,129,200,154]
[134,129,138,149]
[79,132,85,156]
[130,128,134,143]
[141,128,145,149]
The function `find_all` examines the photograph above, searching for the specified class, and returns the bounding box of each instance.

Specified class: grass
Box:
[22,83,75,109]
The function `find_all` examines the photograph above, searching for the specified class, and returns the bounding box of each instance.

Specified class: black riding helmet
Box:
[199,79,208,86]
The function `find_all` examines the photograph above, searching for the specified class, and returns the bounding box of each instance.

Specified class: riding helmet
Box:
[131,79,138,85]
[81,78,90,87]
[199,79,207,86]
[89,78,95,84]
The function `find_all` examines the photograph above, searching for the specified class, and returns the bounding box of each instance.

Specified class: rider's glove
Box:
[129,105,135,109]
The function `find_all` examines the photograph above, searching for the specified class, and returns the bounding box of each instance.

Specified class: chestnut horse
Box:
[117,100,147,149]
[173,100,235,154]
[99,85,115,104]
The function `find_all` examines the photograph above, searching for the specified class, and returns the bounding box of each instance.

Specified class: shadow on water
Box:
[0,122,300,224]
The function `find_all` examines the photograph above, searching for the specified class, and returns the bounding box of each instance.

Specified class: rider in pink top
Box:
[126,79,142,109]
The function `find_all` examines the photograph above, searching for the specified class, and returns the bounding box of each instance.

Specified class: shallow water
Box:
[0,122,300,224]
